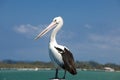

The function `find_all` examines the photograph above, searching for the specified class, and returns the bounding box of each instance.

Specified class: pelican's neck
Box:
[50,23,63,45]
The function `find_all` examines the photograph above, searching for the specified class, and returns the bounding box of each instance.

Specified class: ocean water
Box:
[0,69,120,80]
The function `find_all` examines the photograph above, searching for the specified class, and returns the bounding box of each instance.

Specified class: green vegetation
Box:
[0,60,54,68]
[76,61,120,70]
[0,60,120,71]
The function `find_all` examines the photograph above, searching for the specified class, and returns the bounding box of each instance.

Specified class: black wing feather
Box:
[55,47,77,75]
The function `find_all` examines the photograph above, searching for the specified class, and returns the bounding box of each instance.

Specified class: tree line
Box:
[0,60,120,70]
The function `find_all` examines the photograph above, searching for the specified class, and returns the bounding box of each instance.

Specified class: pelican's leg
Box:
[55,68,59,79]
[62,70,66,79]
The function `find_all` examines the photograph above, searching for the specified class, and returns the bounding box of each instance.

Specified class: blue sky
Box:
[0,0,120,64]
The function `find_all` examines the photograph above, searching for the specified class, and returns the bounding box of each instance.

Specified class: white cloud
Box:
[14,24,48,38]
[69,26,120,53]
[88,33,120,51]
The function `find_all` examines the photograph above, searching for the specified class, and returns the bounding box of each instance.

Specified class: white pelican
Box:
[35,16,77,79]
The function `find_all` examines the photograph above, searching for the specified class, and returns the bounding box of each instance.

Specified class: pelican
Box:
[35,16,77,79]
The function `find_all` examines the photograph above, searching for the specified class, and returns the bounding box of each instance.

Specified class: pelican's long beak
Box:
[35,22,57,40]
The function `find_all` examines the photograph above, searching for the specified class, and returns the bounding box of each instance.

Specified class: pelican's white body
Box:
[49,43,63,67]
[48,17,65,67]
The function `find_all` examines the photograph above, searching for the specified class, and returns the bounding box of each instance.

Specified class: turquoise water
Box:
[0,69,120,80]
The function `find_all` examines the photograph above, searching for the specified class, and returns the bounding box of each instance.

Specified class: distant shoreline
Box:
[0,60,120,71]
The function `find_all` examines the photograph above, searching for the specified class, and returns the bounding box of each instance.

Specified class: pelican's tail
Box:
[68,66,77,75]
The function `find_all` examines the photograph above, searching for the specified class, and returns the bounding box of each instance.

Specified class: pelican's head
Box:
[53,16,63,24]
[35,16,63,40]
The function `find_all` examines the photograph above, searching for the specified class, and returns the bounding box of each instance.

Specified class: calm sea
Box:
[0,69,120,80]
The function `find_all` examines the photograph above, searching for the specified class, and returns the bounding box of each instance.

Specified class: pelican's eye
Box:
[54,19,59,24]
[54,19,57,22]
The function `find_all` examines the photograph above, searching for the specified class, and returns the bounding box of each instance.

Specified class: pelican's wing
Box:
[55,47,77,75]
